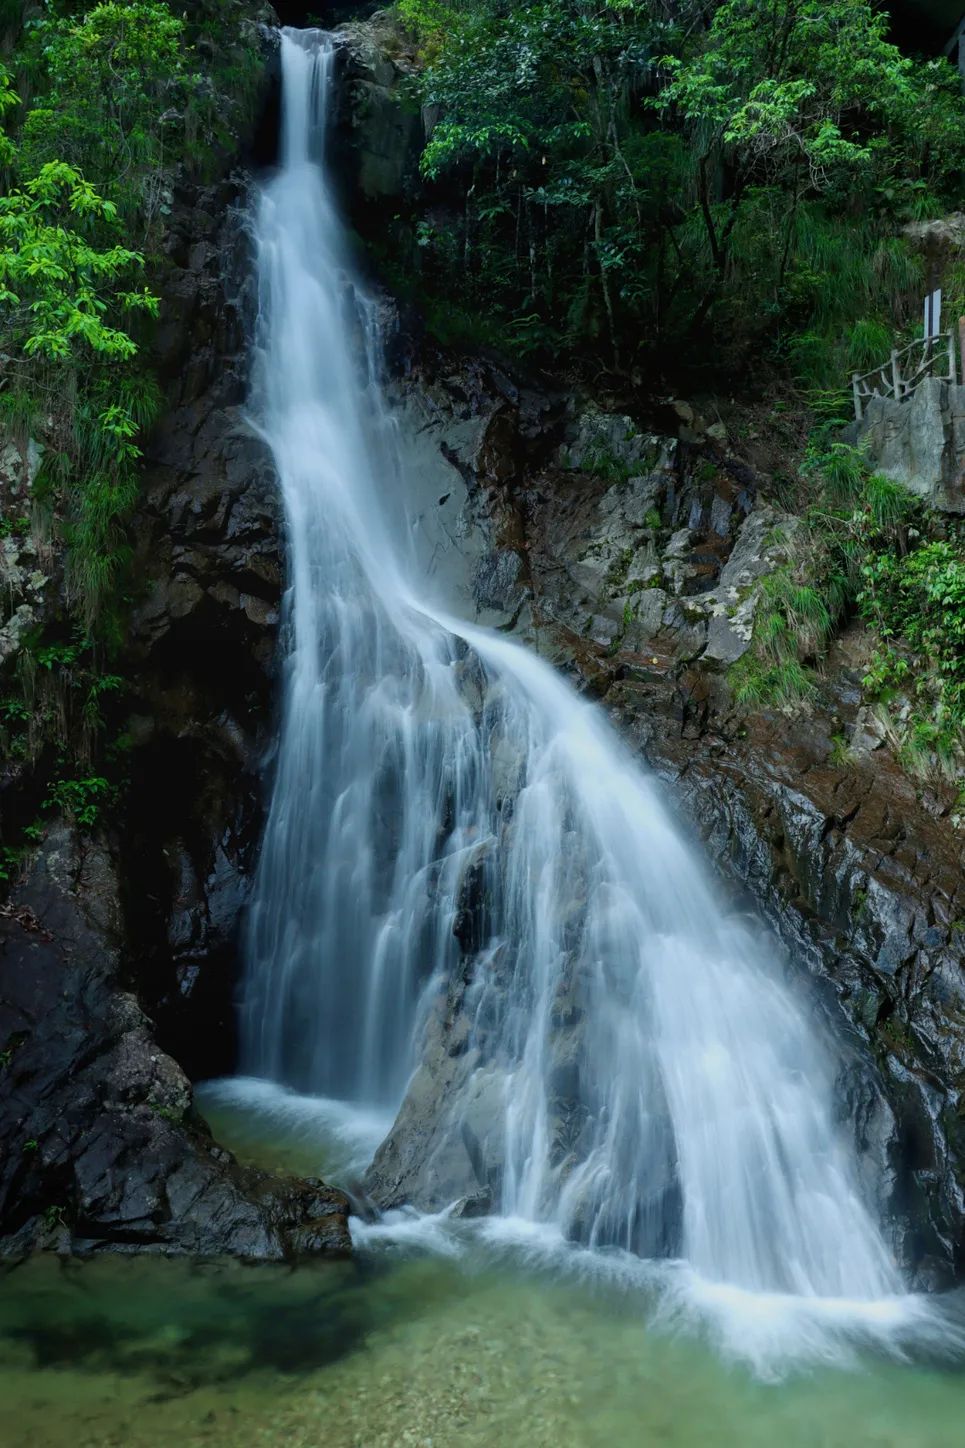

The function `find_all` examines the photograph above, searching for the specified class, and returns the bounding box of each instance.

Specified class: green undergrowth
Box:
[859,539,965,775]
[729,439,965,778]
[0,624,130,882]
[0,2,265,880]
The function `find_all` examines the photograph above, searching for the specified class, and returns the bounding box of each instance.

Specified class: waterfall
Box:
[234,28,952,1362]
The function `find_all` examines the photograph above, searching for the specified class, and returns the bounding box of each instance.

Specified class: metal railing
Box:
[852,332,957,420]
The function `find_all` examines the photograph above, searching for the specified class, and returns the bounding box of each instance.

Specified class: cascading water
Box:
[221,28,957,1370]
[239,34,481,1108]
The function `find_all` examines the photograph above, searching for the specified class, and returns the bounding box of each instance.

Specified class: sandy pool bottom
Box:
[2,1250,965,1448]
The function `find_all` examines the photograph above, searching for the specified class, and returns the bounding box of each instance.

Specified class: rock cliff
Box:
[0,5,350,1260]
[1,7,962,1287]
[0,826,348,1257]
[847,378,965,515]
[361,352,965,1286]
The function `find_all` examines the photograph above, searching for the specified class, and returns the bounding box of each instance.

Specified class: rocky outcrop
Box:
[0,445,47,669]
[631,692,965,1286]
[336,12,422,204]
[0,825,350,1257]
[363,358,965,1284]
[847,378,965,514]
[0,13,347,1259]
[121,173,284,1080]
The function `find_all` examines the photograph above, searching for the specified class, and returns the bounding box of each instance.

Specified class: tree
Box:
[18,2,189,222]
[661,0,917,328]
[397,0,965,382]
[0,161,157,362]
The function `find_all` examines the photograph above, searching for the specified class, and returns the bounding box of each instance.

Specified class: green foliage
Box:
[395,0,965,380]
[1,623,128,872]
[2,620,127,769]
[149,1099,185,1124]
[858,540,965,766]
[1,2,253,640]
[810,440,867,507]
[0,848,25,884]
[0,187,155,624]
[0,3,267,881]
[728,558,836,710]
[395,0,459,45]
[43,771,115,826]
[0,4,182,635]
[0,58,16,164]
[400,0,673,361]
[730,652,816,708]
[18,2,189,215]
[658,0,913,171]
[729,442,903,708]
[729,436,964,773]
[0,161,156,362]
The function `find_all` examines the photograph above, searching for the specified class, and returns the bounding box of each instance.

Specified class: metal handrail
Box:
[852,331,956,420]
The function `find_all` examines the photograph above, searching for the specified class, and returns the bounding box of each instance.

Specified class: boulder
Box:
[848,378,965,514]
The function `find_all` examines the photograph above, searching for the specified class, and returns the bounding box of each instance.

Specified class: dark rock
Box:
[115,167,286,1082]
[450,1188,493,1220]
[0,5,352,1263]
[334,16,422,204]
[0,826,350,1259]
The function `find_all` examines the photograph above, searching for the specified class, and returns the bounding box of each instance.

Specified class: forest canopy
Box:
[394,0,965,393]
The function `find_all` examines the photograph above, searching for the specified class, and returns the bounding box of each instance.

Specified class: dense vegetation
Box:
[394,0,964,400]
[729,440,965,771]
[0,0,261,874]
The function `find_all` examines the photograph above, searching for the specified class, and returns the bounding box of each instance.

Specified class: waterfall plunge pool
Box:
[3,1242,965,1448]
[4,1079,963,1445]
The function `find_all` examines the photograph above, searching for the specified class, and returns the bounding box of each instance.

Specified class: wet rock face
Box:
[364,367,965,1285]
[0,10,353,1261]
[518,405,780,679]
[383,351,562,630]
[0,151,323,1262]
[331,15,422,213]
[121,177,283,1081]
[642,711,965,1286]
[0,827,350,1258]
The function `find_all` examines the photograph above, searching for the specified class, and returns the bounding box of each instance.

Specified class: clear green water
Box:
[5,1091,962,1446]
[3,1248,965,1448]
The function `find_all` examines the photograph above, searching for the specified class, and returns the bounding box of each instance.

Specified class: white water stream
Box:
[213,28,960,1373]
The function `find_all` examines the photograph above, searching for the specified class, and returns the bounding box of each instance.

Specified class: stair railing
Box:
[852,331,957,421]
